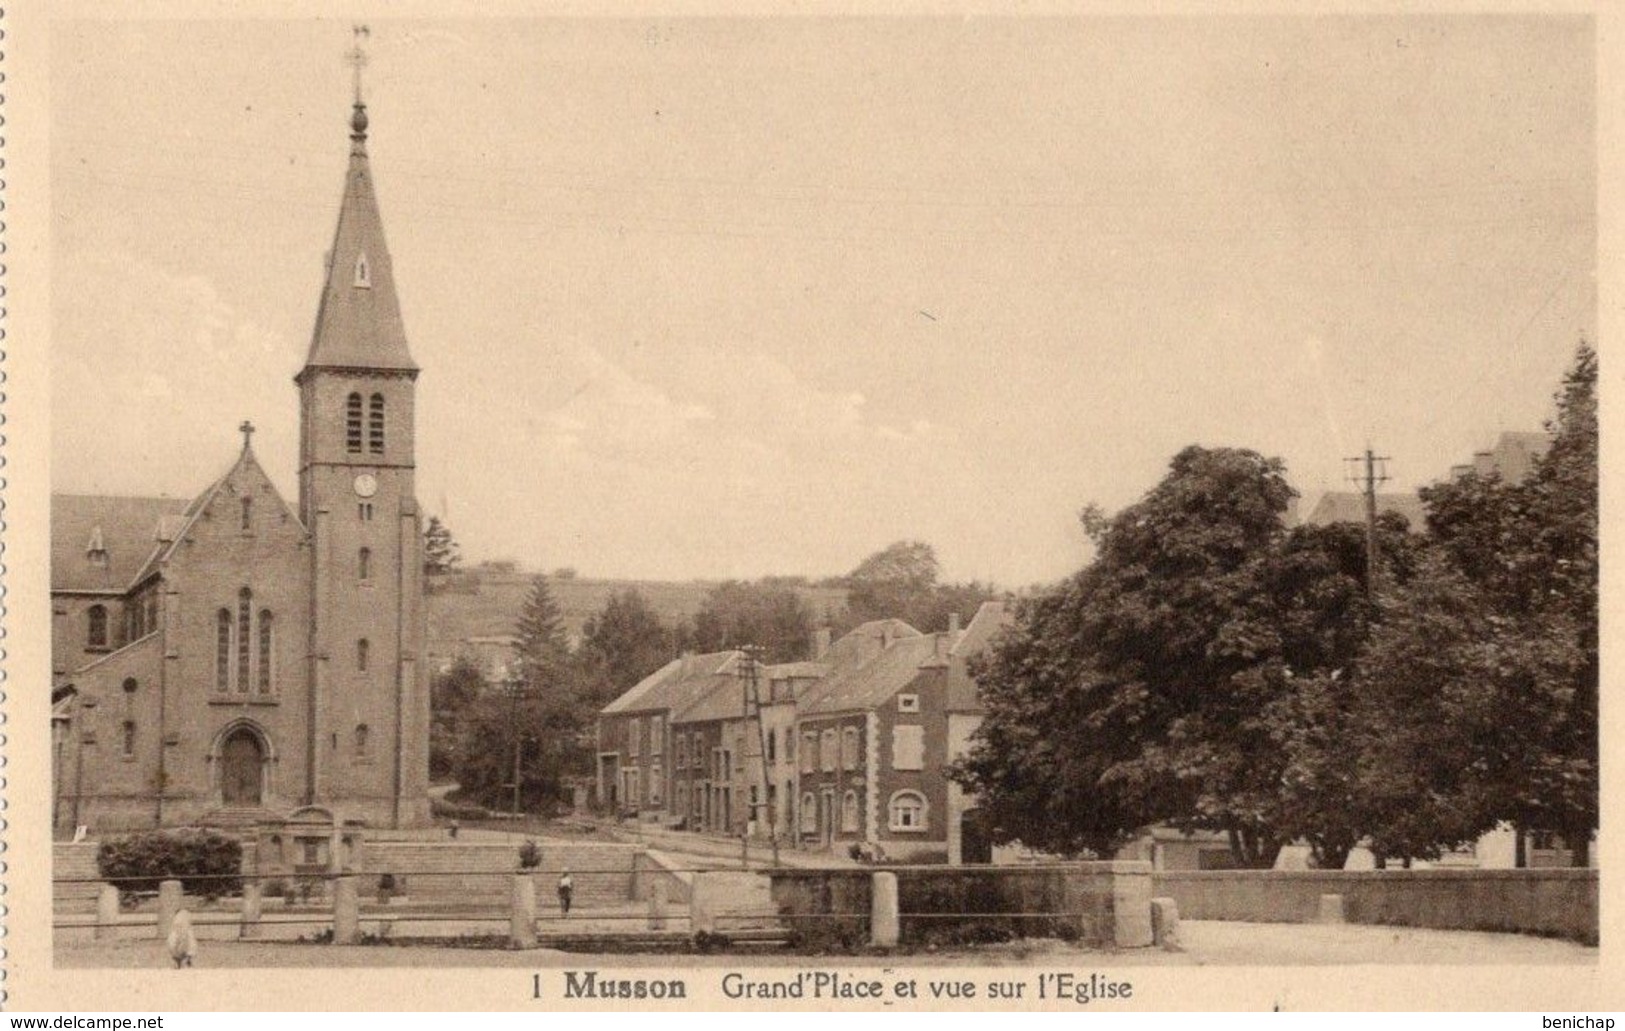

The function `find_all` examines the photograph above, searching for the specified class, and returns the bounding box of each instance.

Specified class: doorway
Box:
[220,727,264,805]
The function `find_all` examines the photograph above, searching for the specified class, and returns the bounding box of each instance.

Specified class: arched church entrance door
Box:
[221,728,265,805]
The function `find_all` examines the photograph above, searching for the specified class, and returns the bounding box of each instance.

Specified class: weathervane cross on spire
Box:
[239,420,256,451]
[346,24,371,106]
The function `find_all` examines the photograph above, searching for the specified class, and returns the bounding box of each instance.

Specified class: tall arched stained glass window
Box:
[237,588,252,693]
[217,609,233,692]
[346,393,364,453]
[257,610,273,694]
[368,393,385,454]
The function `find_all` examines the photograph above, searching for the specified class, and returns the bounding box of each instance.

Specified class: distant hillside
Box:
[425,566,850,671]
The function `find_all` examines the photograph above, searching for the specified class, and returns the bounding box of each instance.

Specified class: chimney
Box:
[680,650,693,677]
[948,611,961,637]
[813,625,832,660]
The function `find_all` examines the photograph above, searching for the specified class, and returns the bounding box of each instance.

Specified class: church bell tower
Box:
[294,47,430,827]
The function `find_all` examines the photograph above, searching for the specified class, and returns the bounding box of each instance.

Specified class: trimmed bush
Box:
[97,829,243,901]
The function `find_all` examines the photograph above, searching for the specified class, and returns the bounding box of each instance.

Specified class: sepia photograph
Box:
[5,4,1612,1013]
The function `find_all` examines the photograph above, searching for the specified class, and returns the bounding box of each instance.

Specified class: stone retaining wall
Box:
[361,841,642,909]
[768,861,1153,949]
[53,842,101,915]
[1152,868,1598,943]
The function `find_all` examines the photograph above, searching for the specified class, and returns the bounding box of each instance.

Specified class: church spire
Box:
[297,29,417,382]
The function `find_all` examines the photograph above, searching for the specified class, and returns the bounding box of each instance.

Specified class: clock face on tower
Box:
[353,473,379,498]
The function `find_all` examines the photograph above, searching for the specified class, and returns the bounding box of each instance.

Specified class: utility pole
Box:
[1345,447,1391,600]
[739,645,780,867]
[504,658,532,820]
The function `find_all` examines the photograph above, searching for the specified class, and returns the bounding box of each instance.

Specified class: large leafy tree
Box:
[844,539,997,633]
[429,655,485,781]
[683,579,815,663]
[578,588,675,704]
[957,446,1411,868]
[455,576,587,812]
[1361,343,1597,864]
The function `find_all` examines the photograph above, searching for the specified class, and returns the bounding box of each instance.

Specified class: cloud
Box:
[52,249,298,498]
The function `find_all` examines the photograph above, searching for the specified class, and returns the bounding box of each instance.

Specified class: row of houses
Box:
[595,602,1010,864]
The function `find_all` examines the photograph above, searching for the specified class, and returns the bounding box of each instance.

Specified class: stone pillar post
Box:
[156,879,183,941]
[1317,893,1346,924]
[95,884,121,941]
[240,882,263,940]
[648,878,668,931]
[332,875,360,945]
[870,871,899,948]
[510,874,538,949]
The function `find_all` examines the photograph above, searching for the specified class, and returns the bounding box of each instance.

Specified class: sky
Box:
[49,16,1596,587]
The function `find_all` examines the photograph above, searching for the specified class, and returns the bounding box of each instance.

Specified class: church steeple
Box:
[296,58,417,381]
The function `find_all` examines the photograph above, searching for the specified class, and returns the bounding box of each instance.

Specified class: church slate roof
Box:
[51,494,191,593]
[299,107,417,376]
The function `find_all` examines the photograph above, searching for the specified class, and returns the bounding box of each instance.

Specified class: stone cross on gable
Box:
[239,420,255,450]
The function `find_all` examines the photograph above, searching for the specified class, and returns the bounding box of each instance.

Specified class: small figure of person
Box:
[448,818,459,840]
[557,869,573,916]
[167,909,197,968]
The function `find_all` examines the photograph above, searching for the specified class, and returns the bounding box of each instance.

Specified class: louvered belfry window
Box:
[368,393,385,454]
[346,393,364,453]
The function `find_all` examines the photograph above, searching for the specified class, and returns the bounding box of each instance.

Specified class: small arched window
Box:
[236,588,253,693]
[841,790,859,834]
[216,609,233,691]
[820,729,838,772]
[842,727,861,770]
[346,393,364,453]
[257,610,274,694]
[888,790,928,832]
[87,605,109,649]
[354,723,370,758]
[359,547,372,581]
[800,792,818,835]
[800,732,817,774]
[765,729,776,764]
[122,720,137,758]
[357,638,370,672]
[368,393,385,454]
[240,496,253,530]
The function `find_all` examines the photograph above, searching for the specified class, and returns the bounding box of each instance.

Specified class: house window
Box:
[651,715,665,755]
[357,638,370,672]
[892,725,925,771]
[842,727,860,770]
[216,609,233,691]
[800,792,818,834]
[237,588,253,693]
[676,735,688,769]
[257,611,274,693]
[766,729,776,764]
[355,723,370,758]
[784,728,795,761]
[346,393,364,453]
[650,760,663,804]
[897,694,920,714]
[359,547,373,581]
[888,790,928,832]
[241,496,253,531]
[122,720,137,758]
[801,732,817,773]
[841,790,859,834]
[87,605,108,649]
[820,729,838,772]
[368,394,386,454]
[628,718,641,758]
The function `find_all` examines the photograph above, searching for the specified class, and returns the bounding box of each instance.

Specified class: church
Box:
[50,87,432,831]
